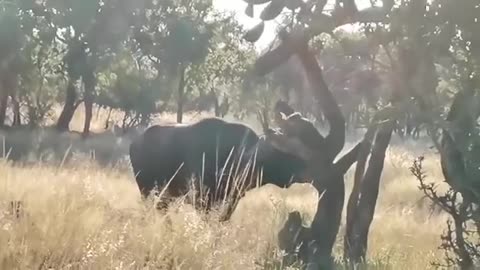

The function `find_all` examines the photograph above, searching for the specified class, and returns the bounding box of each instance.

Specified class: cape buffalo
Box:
[128,117,310,215]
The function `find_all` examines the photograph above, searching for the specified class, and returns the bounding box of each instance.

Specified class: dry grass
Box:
[0,142,450,269]
[0,110,452,269]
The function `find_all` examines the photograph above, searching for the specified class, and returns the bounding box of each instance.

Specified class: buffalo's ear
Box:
[334,141,362,174]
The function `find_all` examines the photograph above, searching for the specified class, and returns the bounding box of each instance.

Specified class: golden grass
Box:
[0,109,452,269]
[0,139,450,269]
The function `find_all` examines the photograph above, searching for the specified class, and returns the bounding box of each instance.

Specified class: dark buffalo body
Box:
[129,117,307,206]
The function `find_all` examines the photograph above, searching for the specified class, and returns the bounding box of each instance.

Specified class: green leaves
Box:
[245,4,254,18]
[242,0,286,43]
[0,0,258,126]
[0,11,23,61]
[67,0,100,34]
[243,21,265,42]
[353,7,388,23]
[260,0,286,21]
[165,18,211,66]
[306,13,336,36]
[44,0,100,34]
[285,0,303,10]
[242,0,272,4]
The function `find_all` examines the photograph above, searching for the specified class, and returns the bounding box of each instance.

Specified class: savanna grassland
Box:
[0,110,450,270]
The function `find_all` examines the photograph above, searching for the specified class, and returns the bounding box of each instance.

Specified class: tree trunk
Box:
[288,34,348,269]
[11,95,21,126]
[176,64,186,124]
[257,32,346,154]
[0,74,17,127]
[0,88,8,127]
[140,113,149,126]
[82,69,96,137]
[440,88,480,204]
[57,78,78,131]
[255,31,362,268]
[308,173,346,269]
[212,91,221,117]
[27,105,38,128]
[344,121,393,266]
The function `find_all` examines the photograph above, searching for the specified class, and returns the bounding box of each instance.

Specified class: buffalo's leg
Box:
[133,170,157,200]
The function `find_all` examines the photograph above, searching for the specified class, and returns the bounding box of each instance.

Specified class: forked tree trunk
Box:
[256,32,346,161]
[344,121,393,266]
[260,33,351,269]
[56,78,78,131]
[293,39,348,269]
[176,64,186,124]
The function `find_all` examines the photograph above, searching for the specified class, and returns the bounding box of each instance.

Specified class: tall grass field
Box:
[0,110,450,269]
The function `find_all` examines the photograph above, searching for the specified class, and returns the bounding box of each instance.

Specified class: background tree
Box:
[242,0,479,268]
[0,3,24,126]
[242,0,420,267]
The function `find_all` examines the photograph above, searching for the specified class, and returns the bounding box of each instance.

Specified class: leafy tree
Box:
[241,0,414,268]
[184,13,256,117]
[18,37,64,127]
[0,2,24,126]
[241,0,479,268]
[96,49,167,128]
[22,0,140,134]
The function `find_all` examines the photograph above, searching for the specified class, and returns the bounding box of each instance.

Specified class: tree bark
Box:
[176,64,186,124]
[287,34,348,269]
[212,91,221,117]
[257,33,346,157]
[344,121,393,266]
[11,95,21,126]
[255,30,375,269]
[281,34,346,162]
[307,175,345,269]
[440,88,480,204]
[0,87,8,127]
[56,78,78,131]
[0,73,18,127]
[82,68,96,137]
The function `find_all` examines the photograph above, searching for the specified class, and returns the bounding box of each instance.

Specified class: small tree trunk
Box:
[104,107,113,129]
[82,69,96,137]
[56,78,78,131]
[344,121,393,266]
[176,64,186,124]
[220,96,230,118]
[27,105,38,128]
[0,74,17,127]
[213,91,221,117]
[0,90,8,127]
[344,126,376,265]
[140,113,149,126]
[11,95,21,126]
